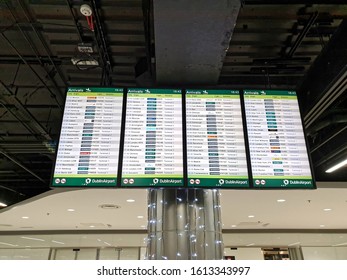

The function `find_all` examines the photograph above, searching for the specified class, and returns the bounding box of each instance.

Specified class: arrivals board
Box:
[244,90,314,188]
[52,87,123,187]
[186,90,249,187]
[52,87,315,189]
[121,88,184,187]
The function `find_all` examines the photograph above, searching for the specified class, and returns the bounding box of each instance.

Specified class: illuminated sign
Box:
[52,87,123,187]
[121,88,184,187]
[186,89,249,187]
[244,90,314,188]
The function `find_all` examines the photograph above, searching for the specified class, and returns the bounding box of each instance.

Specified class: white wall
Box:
[302,247,347,260]
[0,248,50,260]
[225,248,263,260]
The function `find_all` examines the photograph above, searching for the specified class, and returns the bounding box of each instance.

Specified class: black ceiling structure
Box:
[0,0,347,206]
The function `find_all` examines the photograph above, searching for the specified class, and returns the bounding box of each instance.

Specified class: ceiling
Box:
[0,1,347,208]
[0,183,347,249]
[0,182,346,232]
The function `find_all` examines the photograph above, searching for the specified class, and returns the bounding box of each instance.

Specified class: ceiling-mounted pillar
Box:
[153,0,241,85]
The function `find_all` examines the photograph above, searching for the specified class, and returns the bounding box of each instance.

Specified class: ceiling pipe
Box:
[287,12,318,57]
[64,0,84,42]
[91,0,113,86]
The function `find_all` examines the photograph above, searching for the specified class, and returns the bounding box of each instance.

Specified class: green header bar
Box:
[128,88,181,94]
[67,92,123,97]
[67,87,123,93]
[244,90,297,96]
[186,89,239,95]
[187,95,239,99]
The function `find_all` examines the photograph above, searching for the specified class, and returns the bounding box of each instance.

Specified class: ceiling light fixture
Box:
[126,199,135,203]
[246,243,255,247]
[51,240,65,245]
[248,215,255,218]
[320,225,326,228]
[21,237,45,242]
[333,242,347,247]
[231,225,237,228]
[67,209,75,212]
[323,208,332,211]
[0,202,7,207]
[137,215,144,219]
[288,242,301,246]
[21,216,29,219]
[0,242,18,247]
[277,199,286,203]
[325,159,347,173]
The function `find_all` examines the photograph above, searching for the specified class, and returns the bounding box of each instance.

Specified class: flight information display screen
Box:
[244,90,314,188]
[52,87,123,187]
[121,88,184,187]
[52,87,315,189]
[186,89,249,187]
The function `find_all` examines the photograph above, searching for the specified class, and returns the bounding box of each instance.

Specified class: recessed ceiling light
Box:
[21,216,29,219]
[320,225,325,228]
[248,215,255,218]
[323,208,332,211]
[0,202,7,207]
[137,215,144,219]
[67,209,75,212]
[231,225,237,228]
[126,199,135,203]
[141,225,146,228]
[277,199,286,203]
[89,225,95,228]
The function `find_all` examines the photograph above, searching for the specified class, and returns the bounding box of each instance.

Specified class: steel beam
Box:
[299,20,347,127]
[0,148,46,183]
[0,82,52,141]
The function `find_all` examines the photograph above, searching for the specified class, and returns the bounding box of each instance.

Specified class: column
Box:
[146,189,223,260]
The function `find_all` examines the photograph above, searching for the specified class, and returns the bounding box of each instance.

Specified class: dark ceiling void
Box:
[0,1,347,207]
